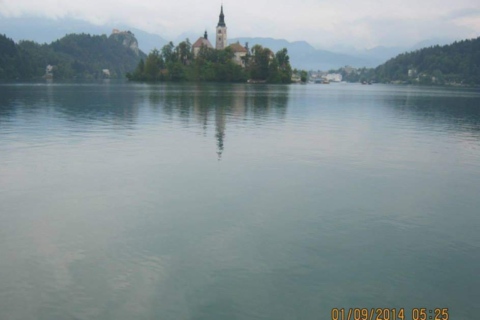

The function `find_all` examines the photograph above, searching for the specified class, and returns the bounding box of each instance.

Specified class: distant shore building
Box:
[229,42,248,66]
[44,64,53,79]
[325,73,342,82]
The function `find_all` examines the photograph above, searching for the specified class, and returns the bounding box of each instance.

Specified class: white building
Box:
[325,73,342,82]
[229,42,248,66]
[215,6,227,50]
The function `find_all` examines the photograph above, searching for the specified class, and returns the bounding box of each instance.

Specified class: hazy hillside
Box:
[1,16,470,75]
[327,38,458,68]
[375,37,480,85]
[229,38,462,70]
[230,37,377,70]
[1,16,464,71]
[0,32,144,80]
[0,17,168,54]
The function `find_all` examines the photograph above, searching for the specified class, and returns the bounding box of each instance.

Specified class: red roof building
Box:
[192,31,213,57]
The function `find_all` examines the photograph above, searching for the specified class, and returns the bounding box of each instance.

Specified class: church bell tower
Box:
[216,5,227,50]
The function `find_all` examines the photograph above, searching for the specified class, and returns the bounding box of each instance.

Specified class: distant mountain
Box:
[232,37,457,70]
[0,17,392,70]
[374,37,480,85]
[231,37,316,54]
[0,16,168,54]
[229,37,378,70]
[325,38,459,67]
[410,38,457,51]
[175,32,202,45]
[361,46,405,64]
[0,16,464,72]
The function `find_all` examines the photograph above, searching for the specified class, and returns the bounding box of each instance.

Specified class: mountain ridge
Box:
[0,16,465,71]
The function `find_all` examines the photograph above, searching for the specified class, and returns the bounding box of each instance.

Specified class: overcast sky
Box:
[0,0,479,49]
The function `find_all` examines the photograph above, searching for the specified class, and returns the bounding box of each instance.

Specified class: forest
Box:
[328,37,480,85]
[375,37,480,85]
[0,33,143,80]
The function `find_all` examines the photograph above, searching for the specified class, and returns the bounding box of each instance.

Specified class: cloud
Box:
[0,0,479,49]
[446,9,480,31]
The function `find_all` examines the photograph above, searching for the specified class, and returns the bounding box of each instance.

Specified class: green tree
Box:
[144,49,164,81]
[248,45,272,80]
[300,70,308,83]
[161,42,176,64]
[275,48,292,83]
[176,40,193,66]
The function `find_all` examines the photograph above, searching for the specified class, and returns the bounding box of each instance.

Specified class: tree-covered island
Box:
[126,40,293,84]
[127,6,292,84]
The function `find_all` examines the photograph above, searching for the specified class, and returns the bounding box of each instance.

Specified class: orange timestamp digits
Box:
[412,308,449,320]
[331,308,449,320]
[331,308,405,320]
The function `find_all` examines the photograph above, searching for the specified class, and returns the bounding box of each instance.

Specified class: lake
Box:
[0,82,479,320]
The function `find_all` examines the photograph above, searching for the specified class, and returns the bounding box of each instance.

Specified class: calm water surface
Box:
[0,82,479,320]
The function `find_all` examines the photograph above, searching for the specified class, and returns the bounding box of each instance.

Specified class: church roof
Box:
[192,37,213,48]
[229,42,247,53]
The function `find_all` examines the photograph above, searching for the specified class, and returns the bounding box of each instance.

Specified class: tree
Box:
[176,40,193,66]
[275,48,292,83]
[161,42,176,64]
[144,49,164,81]
[248,45,272,80]
[300,70,308,83]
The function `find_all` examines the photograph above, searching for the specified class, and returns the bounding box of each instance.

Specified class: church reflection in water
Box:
[150,84,289,160]
[194,84,288,159]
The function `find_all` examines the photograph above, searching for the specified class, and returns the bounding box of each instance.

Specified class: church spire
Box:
[217,5,226,27]
[215,4,227,50]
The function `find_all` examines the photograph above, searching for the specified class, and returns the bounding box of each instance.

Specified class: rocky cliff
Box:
[109,30,140,56]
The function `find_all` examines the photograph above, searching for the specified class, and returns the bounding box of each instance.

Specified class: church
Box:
[192,5,248,66]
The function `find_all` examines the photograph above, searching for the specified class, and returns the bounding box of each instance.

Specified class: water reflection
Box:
[144,83,289,159]
[0,82,289,159]
[1,83,480,158]
[391,92,480,138]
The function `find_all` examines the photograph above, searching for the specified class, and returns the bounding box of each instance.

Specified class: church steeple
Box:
[215,5,227,50]
[217,5,226,27]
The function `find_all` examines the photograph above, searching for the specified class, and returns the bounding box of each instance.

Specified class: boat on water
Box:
[314,79,330,84]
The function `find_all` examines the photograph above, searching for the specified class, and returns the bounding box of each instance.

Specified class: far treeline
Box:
[2,30,478,86]
[332,37,480,85]
[127,41,293,84]
[0,33,142,80]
